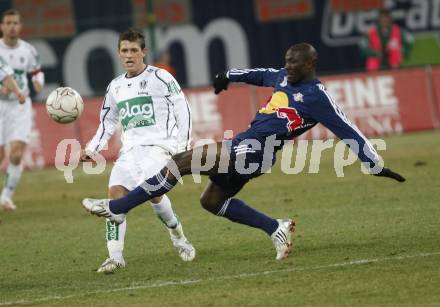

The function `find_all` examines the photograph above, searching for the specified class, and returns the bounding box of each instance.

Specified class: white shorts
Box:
[0,97,32,146]
[109,145,171,190]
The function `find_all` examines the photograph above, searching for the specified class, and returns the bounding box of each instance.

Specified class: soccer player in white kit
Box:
[80,28,195,273]
[0,9,44,211]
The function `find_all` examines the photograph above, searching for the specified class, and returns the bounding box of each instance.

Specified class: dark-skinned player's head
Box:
[284,43,317,84]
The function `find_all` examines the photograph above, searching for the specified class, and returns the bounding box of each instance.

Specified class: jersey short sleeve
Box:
[26,43,41,73]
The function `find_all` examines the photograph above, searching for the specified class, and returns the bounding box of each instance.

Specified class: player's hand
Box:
[213,72,229,94]
[80,149,93,162]
[374,167,406,182]
[0,85,10,96]
[16,91,26,104]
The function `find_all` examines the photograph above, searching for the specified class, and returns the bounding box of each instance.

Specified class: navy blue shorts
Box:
[209,129,280,190]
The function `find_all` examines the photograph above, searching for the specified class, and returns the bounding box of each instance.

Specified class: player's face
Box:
[284,49,312,84]
[1,15,22,39]
[119,40,147,75]
[379,14,392,29]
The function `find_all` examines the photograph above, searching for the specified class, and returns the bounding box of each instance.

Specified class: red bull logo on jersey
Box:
[276,107,304,132]
[259,91,289,114]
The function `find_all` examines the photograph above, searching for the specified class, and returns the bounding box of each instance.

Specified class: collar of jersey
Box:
[124,65,148,79]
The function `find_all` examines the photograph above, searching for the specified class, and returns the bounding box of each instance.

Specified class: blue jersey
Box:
[227,68,380,167]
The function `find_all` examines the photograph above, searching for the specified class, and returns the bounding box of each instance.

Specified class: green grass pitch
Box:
[0,130,439,306]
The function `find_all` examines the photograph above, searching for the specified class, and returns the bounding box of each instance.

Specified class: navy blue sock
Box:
[216,198,278,235]
[110,171,178,214]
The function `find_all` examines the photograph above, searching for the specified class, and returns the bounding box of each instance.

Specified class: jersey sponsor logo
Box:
[13,69,26,90]
[259,91,289,114]
[276,107,304,132]
[117,96,156,131]
[106,221,119,240]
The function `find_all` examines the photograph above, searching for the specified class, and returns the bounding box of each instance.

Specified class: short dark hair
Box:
[289,43,318,66]
[379,9,391,18]
[1,9,20,23]
[118,28,146,50]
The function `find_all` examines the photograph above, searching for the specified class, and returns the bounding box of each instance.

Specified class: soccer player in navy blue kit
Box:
[83,43,405,260]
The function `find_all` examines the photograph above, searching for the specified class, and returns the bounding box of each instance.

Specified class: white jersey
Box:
[86,65,192,155]
[0,38,41,101]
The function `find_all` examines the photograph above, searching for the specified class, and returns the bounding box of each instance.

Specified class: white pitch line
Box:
[1,251,440,306]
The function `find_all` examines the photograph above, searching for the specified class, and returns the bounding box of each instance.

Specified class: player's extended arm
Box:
[82,85,119,161]
[28,45,44,93]
[213,68,280,94]
[310,86,405,182]
[172,93,192,152]
[0,60,25,103]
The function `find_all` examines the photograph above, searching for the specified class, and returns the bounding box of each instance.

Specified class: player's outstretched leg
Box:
[200,180,295,260]
[83,143,224,218]
[151,195,195,261]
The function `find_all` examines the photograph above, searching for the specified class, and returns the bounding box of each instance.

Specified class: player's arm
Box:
[28,45,44,93]
[213,68,280,94]
[173,93,192,152]
[2,75,25,103]
[307,85,405,182]
[0,62,25,103]
[31,69,44,93]
[157,69,192,152]
[81,85,119,161]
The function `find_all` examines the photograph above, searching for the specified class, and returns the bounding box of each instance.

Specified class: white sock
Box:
[151,195,178,229]
[106,218,126,262]
[1,163,23,202]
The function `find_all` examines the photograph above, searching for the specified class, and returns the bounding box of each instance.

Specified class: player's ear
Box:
[142,48,148,57]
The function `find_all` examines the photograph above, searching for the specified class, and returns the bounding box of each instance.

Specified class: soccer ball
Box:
[46,87,84,124]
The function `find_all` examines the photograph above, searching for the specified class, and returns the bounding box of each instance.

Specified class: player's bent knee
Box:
[199,195,222,214]
[9,152,23,165]
[171,151,192,168]
[108,186,129,199]
[150,195,163,204]
[9,143,26,165]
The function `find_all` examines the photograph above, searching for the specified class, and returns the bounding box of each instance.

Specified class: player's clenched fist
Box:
[213,72,230,94]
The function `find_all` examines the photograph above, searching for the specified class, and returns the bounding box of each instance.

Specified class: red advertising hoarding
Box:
[431,67,440,125]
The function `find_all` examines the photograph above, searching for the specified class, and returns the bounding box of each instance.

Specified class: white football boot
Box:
[0,198,16,211]
[97,257,126,274]
[168,222,196,261]
[82,198,125,224]
[271,218,296,260]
